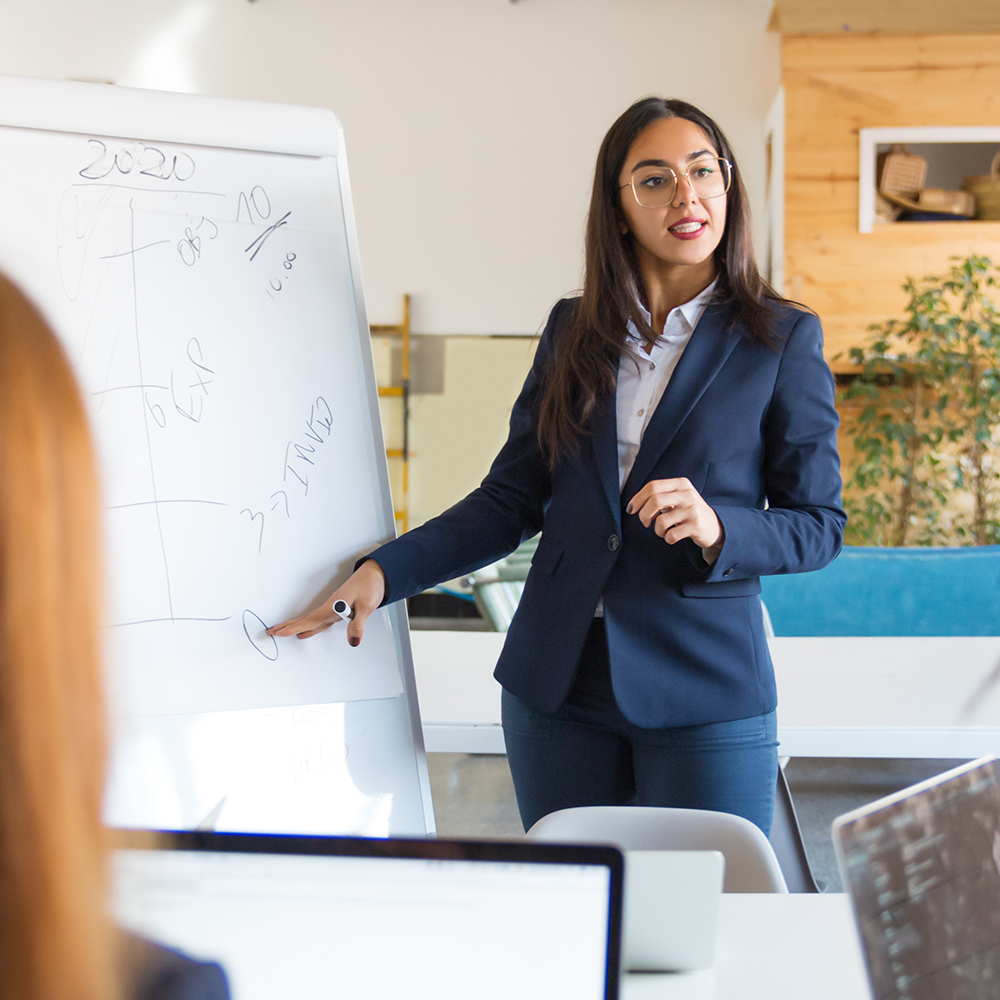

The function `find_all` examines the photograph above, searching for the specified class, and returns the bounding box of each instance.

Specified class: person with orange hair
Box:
[0,274,229,1000]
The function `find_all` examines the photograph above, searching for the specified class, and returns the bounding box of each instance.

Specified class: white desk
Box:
[410,631,1000,757]
[621,894,870,999]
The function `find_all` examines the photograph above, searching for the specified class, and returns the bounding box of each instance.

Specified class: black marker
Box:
[333,599,354,620]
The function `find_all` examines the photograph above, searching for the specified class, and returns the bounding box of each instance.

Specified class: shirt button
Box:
[649,362,656,370]
[637,408,644,417]
[608,534,620,552]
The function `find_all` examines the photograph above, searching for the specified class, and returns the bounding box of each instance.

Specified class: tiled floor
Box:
[425,753,967,892]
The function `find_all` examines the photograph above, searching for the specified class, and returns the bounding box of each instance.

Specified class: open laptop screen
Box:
[111,832,623,1000]
[833,756,1000,1000]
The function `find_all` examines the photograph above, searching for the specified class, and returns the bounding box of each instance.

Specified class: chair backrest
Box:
[469,536,539,630]
[471,579,525,631]
[525,805,789,893]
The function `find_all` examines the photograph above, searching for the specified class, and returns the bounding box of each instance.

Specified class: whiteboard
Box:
[0,74,434,836]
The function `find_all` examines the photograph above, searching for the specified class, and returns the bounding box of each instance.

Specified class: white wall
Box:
[0,0,780,334]
[0,0,780,526]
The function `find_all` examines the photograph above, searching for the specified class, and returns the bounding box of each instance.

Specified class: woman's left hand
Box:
[626,478,724,551]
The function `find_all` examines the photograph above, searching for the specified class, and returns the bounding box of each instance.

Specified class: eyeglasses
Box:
[621,157,732,209]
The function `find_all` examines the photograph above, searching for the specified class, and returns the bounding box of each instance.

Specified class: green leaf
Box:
[838,255,1000,547]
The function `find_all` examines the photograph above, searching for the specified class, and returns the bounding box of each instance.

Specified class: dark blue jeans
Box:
[501,619,779,834]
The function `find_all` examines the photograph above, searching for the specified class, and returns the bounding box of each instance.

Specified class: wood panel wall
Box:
[771,1,1000,36]
[782,35,1000,368]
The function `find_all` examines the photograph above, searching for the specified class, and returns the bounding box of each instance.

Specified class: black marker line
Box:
[245,211,291,261]
[91,383,169,396]
[269,490,289,517]
[94,261,134,412]
[73,183,226,197]
[100,240,170,259]
[66,245,115,368]
[243,610,279,661]
[239,508,265,554]
[109,616,232,628]
[106,499,227,510]
[129,198,175,622]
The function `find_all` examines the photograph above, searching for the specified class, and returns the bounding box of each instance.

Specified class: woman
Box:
[271,98,845,834]
[0,275,228,1000]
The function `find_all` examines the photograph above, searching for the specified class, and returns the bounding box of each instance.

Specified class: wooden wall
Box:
[782,35,1000,368]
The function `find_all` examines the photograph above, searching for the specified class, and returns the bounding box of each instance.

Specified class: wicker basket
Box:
[963,151,1000,221]
[918,188,976,217]
[877,146,927,200]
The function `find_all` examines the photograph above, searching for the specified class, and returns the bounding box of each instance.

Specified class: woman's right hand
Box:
[267,559,386,646]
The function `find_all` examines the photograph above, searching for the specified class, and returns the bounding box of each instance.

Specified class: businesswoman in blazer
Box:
[272,98,845,834]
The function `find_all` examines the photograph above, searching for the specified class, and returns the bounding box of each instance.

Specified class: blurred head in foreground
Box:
[0,273,115,1000]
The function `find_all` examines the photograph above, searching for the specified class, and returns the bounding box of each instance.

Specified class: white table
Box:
[620,894,870,999]
[410,631,1000,758]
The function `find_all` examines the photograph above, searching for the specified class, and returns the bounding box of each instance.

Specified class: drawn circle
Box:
[243,609,278,661]
[173,153,196,182]
[177,240,198,267]
[250,185,271,219]
[115,145,136,174]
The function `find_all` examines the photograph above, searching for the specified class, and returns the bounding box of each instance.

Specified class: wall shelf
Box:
[859,127,1000,233]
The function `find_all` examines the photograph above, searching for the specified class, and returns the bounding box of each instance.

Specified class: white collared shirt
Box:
[616,279,717,490]
[595,281,719,617]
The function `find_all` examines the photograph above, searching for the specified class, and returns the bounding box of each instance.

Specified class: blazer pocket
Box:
[680,577,762,598]
[696,463,711,496]
[530,534,565,575]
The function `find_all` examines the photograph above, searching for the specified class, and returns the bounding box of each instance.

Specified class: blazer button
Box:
[608,534,620,552]
[722,567,733,577]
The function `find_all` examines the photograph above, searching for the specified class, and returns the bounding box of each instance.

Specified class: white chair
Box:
[525,805,789,893]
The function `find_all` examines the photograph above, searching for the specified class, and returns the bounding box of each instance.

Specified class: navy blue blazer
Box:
[373,296,845,728]
[125,934,230,1000]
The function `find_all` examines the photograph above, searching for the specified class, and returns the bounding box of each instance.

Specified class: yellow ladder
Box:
[371,294,411,533]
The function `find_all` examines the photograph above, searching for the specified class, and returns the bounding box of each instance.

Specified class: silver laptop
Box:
[833,755,1000,1000]
[622,850,724,972]
[110,831,624,1000]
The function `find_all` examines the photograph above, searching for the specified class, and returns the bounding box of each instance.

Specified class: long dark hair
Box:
[537,97,793,465]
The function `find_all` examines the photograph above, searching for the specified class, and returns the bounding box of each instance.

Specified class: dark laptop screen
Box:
[111,832,623,1000]
[834,756,1000,1000]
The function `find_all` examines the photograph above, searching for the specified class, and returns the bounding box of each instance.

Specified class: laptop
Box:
[110,831,624,1000]
[833,755,1000,1000]
[622,850,725,972]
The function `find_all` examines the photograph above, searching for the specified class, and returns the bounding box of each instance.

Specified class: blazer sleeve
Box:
[123,934,231,1000]
[367,300,568,604]
[701,308,846,582]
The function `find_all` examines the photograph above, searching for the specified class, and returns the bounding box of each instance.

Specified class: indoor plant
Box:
[838,254,1000,546]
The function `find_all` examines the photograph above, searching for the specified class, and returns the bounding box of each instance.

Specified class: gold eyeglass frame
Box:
[620,157,733,209]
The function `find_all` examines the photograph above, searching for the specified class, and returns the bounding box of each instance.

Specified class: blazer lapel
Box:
[622,301,742,498]
[590,390,621,530]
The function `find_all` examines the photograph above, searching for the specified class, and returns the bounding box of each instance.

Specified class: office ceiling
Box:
[768,0,1000,35]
